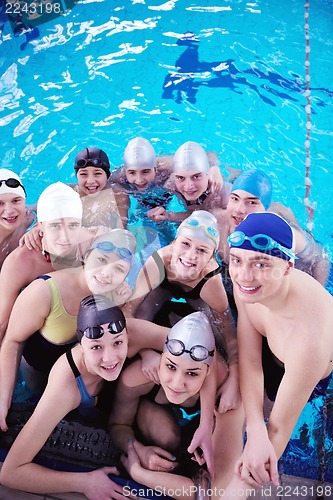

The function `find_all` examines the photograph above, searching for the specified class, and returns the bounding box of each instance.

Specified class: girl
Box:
[124,210,240,413]
[0,228,136,431]
[109,312,244,499]
[0,294,131,500]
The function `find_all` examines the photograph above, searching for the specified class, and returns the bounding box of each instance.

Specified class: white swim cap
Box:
[173,142,210,174]
[37,182,83,222]
[176,210,220,250]
[87,228,136,261]
[163,312,215,366]
[0,169,26,199]
[124,137,156,170]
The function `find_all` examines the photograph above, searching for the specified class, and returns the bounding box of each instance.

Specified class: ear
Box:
[284,261,294,275]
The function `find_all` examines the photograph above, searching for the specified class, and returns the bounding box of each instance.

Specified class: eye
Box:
[13,198,23,203]
[230,257,241,265]
[114,340,123,347]
[254,262,268,269]
[166,364,176,371]
[91,345,101,350]
[193,174,201,179]
[115,266,125,273]
[181,241,189,247]
[187,371,199,377]
[98,256,107,264]
[198,248,208,254]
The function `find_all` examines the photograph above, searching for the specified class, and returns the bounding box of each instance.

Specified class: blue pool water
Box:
[1,0,333,484]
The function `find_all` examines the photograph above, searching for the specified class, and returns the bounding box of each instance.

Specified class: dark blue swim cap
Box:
[74,147,111,178]
[228,212,296,261]
[232,169,272,209]
[76,295,126,342]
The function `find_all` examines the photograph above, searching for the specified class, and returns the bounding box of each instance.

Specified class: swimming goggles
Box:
[165,337,214,362]
[0,178,26,196]
[182,218,219,240]
[227,231,297,260]
[75,158,109,169]
[90,241,133,260]
[81,319,126,339]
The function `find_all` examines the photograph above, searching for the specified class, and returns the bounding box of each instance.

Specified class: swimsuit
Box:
[22,275,77,373]
[66,348,97,417]
[262,337,332,402]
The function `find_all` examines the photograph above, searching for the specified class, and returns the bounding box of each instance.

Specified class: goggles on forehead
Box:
[75,158,108,169]
[0,178,26,196]
[227,231,297,260]
[182,218,219,240]
[165,338,214,363]
[80,319,126,340]
[91,241,133,260]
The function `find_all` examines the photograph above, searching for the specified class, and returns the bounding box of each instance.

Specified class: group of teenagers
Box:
[0,137,332,500]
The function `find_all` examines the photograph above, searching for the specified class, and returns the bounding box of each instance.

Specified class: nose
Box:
[135,173,144,184]
[86,172,96,184]
[3,203,17,215]
[101,345,117,364]
[235,201,247,214]
[184,178,194,190]
[236,263,254,283]
[171,371,185,391]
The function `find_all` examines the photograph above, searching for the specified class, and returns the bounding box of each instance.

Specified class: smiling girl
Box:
[0,294,132,499]
[0,228,136,432]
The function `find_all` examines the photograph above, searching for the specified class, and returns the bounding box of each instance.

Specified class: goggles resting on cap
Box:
[228,231,297,260]
[91,241,133,260]
[165,337,214,362]
[75,158,109,169]
[80,319,126,339]
[0,178,26,196]
[182,218,218,240]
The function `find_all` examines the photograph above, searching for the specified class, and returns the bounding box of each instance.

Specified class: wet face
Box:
[228,248,292,304]
[174,170,209,201]
[170,235,214,281]
[125,167,156,191]
[0,193,26,233]
[84,248,131,294]
[227,190,265,232]
[40,218,81,256]
[76,167,108,196]
[159,352,208,404]
[81,325,128,381]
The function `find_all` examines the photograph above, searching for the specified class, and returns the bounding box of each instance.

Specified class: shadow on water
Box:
[162,32,333,106]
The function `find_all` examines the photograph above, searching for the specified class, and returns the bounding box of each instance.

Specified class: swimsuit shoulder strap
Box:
[188,265,223,298]
[66,349,80,378]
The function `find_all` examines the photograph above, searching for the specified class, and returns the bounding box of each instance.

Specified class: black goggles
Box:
[0,178,26,195]
[75,158,109,170]
[80,319,126,339]
[165,338,214,362]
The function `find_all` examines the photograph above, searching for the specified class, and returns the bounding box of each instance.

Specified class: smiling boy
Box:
[227,212,333,488]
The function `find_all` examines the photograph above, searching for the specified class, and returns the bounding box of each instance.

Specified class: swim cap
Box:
[87,228,136,261]
[76,294,126,342]
[163,312,215,366]
[124,137,156,170]
[228,212,296,261]
[176,210,220,250]
[74,147,111,178]
[173,142,210,174]
[232,169,272,210]
[37,182,83,222]
[0,169,26,199]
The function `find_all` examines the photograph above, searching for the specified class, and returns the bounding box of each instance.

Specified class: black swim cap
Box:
[76,294,126,342]
[74,147,111,178]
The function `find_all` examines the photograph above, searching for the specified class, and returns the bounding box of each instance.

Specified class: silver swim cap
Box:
[173,142,210,174]
[163,312,215,366]
[176,210,220,250]
[124,137,156,170]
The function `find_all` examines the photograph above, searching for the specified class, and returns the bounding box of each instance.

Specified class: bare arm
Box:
[112,185,130,228]
[0,280,51,431]
[0,356,123,499]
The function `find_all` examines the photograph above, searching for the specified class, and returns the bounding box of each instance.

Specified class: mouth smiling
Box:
[237,283,261,294]
[3,215,19,224]
[179,257,196,268]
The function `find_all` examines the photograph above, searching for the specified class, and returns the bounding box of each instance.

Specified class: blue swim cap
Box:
[228,212,296,261]
[232,169,272,209]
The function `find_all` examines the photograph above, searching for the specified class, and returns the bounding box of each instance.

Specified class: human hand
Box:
[187,423,214,480]
[84,466,136,500]
[134,440,178,472]
[0,401,10,432]
[19,226,43,251]
[113,281,132,305]
[235,433,280,488]
[208,166,223,193]
[216,374,242,414]
[140,349,161,384]
[147,207,168,222]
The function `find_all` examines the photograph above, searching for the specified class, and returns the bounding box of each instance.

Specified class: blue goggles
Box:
[183,218,219,240]
[228,231,297,261]
[90,241,133,261]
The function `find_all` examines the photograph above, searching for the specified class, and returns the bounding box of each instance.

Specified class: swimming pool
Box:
[1,0,333,485]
